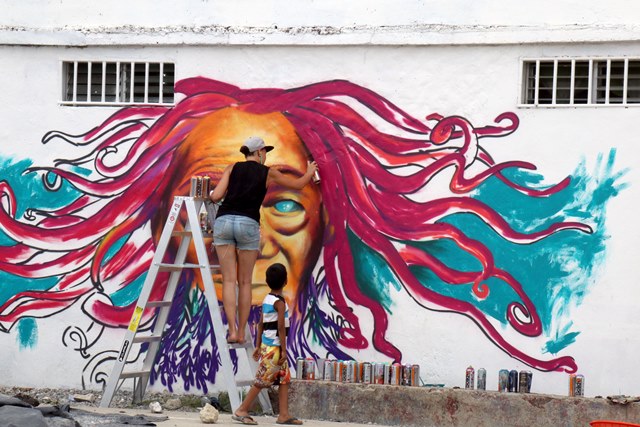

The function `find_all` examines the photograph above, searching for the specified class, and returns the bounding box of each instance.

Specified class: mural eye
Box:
[273,199,303,213]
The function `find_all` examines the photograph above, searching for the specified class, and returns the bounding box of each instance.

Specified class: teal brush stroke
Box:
[349,229,402,314]
[16,318,38,349]
[411,149,625,354]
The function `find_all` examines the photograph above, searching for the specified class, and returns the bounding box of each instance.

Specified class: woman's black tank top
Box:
[216,161,269,223]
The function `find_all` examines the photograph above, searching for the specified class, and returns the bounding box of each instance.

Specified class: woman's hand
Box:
[306,161,318,176]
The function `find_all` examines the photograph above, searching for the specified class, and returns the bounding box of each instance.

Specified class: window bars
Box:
[62,61,175,106]
[521,57,640,106]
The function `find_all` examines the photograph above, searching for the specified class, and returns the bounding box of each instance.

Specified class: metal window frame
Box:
[519,56,640,108]
[61,60,176,107]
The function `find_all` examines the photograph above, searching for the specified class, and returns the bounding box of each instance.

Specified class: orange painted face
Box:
[162,107,324,305]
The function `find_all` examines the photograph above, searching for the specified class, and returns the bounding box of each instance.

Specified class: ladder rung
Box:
[120,370,151,379]
[158,263,203,271]
[147,300,172,308]
[132,335,162,344]
[171,230,213,237]
[236,380,254,387]
[228,341,253,350]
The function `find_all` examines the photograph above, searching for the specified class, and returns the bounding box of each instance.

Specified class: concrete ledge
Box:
[289,380,640,427]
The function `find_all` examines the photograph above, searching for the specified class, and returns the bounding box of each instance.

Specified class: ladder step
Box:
[158,263,203,271]
[171,230,213,237]
[132,335,163,344]
[120,370,151,379]
[236,380,254,387]
[228,341,253,350]
[146,300,172,308]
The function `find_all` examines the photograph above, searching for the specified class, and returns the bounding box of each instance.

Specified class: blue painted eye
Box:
[274,200,303,213]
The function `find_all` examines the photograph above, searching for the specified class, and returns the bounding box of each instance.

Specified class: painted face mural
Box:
[0,77,623,391]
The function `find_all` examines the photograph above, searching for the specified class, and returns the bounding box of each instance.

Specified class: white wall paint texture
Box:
[0,1,639,398]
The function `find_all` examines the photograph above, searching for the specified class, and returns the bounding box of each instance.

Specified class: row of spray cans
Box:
[296,358,421,386]
[465,366,533,393]
[568,374,585,397]
[189,175,211,199]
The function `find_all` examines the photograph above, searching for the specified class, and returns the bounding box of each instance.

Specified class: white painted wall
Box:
[1,1,639,399]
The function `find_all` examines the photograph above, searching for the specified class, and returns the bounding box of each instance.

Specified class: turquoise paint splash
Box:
[16,318,38,349]
[416,149,625,354]
[0,157,84,306]
[349,230,402,314]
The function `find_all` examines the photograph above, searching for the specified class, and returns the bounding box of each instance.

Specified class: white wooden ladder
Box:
[99,196,272,414]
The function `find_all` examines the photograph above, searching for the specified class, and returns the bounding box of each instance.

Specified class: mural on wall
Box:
[0,77,623,391]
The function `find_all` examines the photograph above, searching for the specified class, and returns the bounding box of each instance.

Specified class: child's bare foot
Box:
[276,417,303,425]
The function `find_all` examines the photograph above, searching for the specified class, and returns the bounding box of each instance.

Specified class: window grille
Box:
[62,61,175,106]
[521,57,640,106]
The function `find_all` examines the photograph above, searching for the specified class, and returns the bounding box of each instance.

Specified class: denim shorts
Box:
[213,214,260,251]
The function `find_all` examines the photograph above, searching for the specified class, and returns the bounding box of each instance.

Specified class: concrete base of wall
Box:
[289,380,640,427]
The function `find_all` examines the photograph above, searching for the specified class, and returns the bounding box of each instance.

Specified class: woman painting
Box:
[209,134,317,344]
[0,77,612,391]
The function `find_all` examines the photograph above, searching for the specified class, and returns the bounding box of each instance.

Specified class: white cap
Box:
[241,136,274,153]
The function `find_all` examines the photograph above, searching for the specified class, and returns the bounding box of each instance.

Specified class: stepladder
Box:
[99,196,272,414]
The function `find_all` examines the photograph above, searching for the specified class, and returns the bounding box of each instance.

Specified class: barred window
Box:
[521,58,640,106]
[62,61,175,106]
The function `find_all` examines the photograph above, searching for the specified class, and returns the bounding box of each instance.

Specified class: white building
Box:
[1,0,639,398]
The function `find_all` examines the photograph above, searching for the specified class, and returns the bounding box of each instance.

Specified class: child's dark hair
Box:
[266,263,287,290]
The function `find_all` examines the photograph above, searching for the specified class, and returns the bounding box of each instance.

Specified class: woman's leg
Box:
[215,244,239,342]
[236,248,259,343]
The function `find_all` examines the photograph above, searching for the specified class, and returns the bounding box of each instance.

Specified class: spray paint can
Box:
[518,370,533,393]
[498,369,509,392]
[477,368,486,390]
[508,370,518,392]
[382,363,390,385]
[574,374,584,397]
[465,366,475,389]
[323,360,334,381]
[411,364,421,387]
[202,176,210,197]
[373,363,385,384]
[389,363,401,385]
[189,176,198,197]
[569,373,576,396]
[296,357,305,379]
[304,358,315,380]
[362,362,372,384]
[346,361,357,383]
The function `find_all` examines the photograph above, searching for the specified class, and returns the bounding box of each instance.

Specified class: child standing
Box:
[231,263,303,425]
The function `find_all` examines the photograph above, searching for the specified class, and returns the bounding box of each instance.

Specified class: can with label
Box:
[518,370,530,393]
[498,369,509,392]
[373,362,385,384]
[362,362,372,384]
[477,368,486,390]
[411,364,420,387]
[195,176,203,197]
[190,176,198,197]
[390,363,402,385]
[574,374,584,397]
[508,370,518,392]
[202,176,210,197]
[323,360,334,381]
[346,361,357,383]
[569,373,576,396]
[296,357,305,379]
[381,363,389,385]
[465,366,475,389]
[305,358,315,380]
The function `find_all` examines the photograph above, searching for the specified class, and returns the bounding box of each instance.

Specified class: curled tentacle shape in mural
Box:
[0,77,621,390]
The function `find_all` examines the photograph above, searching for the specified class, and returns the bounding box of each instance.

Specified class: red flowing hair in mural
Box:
[0,77,590,372]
